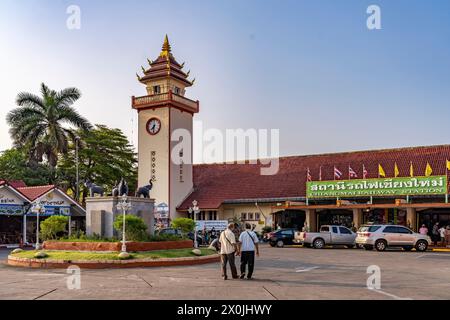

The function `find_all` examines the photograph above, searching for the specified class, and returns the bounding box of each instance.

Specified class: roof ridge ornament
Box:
[160,34,172,57]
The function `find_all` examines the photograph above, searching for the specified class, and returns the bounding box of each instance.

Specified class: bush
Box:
[113,214,148,241]
[40,216,69,240]
[171,218,195,235]
[262,226,273,234]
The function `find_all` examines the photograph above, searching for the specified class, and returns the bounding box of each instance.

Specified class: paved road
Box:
[1,246,449,300]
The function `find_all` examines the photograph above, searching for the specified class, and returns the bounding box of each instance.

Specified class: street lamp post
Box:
[116,194,132,253]
[75,137,80,202]
[188,200,200,248]
[32,203,43,250]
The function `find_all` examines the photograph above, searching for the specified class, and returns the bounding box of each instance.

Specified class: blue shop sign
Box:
[0,204,24,216]
[27,206,71,217]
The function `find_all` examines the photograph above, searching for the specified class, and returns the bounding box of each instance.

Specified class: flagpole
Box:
[446,160,449,204]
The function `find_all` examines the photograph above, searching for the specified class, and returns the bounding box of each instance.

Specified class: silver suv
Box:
[356,225,431,252]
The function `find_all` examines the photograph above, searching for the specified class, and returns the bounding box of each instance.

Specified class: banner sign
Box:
[306,176,448,198]
[195,220,228,231]
[0,204,24,216]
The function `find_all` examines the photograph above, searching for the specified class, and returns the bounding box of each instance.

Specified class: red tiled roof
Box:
[0,180,27,188]
[178,145,450,210]
[17,185,55,201]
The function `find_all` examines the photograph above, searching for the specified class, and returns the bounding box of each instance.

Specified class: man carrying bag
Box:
[238,223,260,280]
[219,223,240,280]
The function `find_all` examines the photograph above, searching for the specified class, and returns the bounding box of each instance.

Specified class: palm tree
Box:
[6,83,92,168]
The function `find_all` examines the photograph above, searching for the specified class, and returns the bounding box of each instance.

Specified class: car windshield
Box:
[358,226,382,232]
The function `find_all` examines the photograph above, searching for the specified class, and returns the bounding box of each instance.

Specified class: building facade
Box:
[134,38,450,233]
[0,181,85,246]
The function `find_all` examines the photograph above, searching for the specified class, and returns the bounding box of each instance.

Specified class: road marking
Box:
[26,273,65,277]
[33,288,57,300]
[416,253,450,259]
[369,288,412,300]
[295,266,319,273]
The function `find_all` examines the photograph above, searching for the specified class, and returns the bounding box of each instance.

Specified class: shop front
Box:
[362,208,407,226]
[317,209,353,229]
[0,184,29,245]
[273,209,305,230]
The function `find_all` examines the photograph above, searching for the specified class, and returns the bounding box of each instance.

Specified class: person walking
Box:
[419,224,429,235]
[438,225,447,246]
[432,222,440,246]
[219,223,240,280]
[238,223,260,280]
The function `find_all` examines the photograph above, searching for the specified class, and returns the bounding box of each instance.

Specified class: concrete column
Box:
[305,209,317,232]
[68,216,72,236]
[352,209,363,230]
[23,215,27,245]
[406,208,417,231]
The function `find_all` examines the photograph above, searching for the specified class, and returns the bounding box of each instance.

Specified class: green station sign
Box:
[306,176,448,198]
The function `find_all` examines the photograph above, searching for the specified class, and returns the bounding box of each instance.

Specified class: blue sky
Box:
[1,0,449,162]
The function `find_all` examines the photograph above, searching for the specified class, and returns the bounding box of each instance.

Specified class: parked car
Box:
[294,225,357,249]
[356,224,431,252]
[269,228,297,247]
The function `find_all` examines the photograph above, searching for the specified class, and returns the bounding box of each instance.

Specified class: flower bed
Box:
[43,240,193,252]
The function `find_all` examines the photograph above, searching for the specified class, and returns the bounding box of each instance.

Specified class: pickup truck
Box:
[294,225,357,249]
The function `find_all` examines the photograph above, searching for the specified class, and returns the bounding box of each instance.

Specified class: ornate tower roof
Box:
[137,35,194,87]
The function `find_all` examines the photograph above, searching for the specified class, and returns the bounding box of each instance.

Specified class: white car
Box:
[356,225,431,252]
[294,225,357,249]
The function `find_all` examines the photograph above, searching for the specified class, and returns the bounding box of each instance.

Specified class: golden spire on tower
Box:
[160,34,172,57]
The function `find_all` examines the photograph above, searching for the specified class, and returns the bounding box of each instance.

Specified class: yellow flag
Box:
[447,160,450,171]
[410,162,414,177]
[378,164,386,177]
[394,163,399,178]
[425,162,433,177]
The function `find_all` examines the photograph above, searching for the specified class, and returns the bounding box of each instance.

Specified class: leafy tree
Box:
[171,218,196,235]
[0,148,54,185]
[113,214,148,241]
[57,125,137,201]
[6,83,92,168]
[40,216,69,240]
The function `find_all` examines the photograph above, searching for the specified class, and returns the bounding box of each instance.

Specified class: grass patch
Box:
[11,248,217,261]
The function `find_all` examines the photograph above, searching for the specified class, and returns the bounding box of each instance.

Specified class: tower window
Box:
[153,85,161,94]
[173,86,181,95]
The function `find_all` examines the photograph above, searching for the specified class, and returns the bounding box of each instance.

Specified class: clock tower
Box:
[132,35,199,220]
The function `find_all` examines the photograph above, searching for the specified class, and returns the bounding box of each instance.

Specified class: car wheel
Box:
[313,238,325,249]
[403,246,413,251]
[415,240,428,252]
[364,245,373,251]
[375,240,387,252]
[269,242,276,247]
[276,240,284,248]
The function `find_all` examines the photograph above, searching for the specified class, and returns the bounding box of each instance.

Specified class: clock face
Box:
[146,118,161,135]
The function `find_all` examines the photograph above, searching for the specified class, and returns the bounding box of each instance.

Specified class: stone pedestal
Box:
[86,197,155,238]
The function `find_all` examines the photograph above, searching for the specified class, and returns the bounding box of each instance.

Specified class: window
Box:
[321,226,330,232]
[339,227,352,234]
[248,213,254,220]
[241,212,247,220]
[359,225,382,233]
[173,86,181,94]
[281,230,293,236]
[332,226,338,233]
[255,213,261,221]
[153,85,161,94]
[397,227,412,234]
[383,226,399,233]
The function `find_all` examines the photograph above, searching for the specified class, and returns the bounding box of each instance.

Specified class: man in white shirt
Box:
[219,223,240,280]
[238,223,260,280]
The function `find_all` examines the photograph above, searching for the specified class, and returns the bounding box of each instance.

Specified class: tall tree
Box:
[0,148,54,186]
[57,125,137,202]
[6,83,92,168]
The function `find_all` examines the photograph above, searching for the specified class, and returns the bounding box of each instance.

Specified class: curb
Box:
[7,254,220,269]
[432,248,450,253]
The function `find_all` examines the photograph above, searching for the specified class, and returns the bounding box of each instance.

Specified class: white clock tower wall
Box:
[170,108,194,219]
[138,108,170,208]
